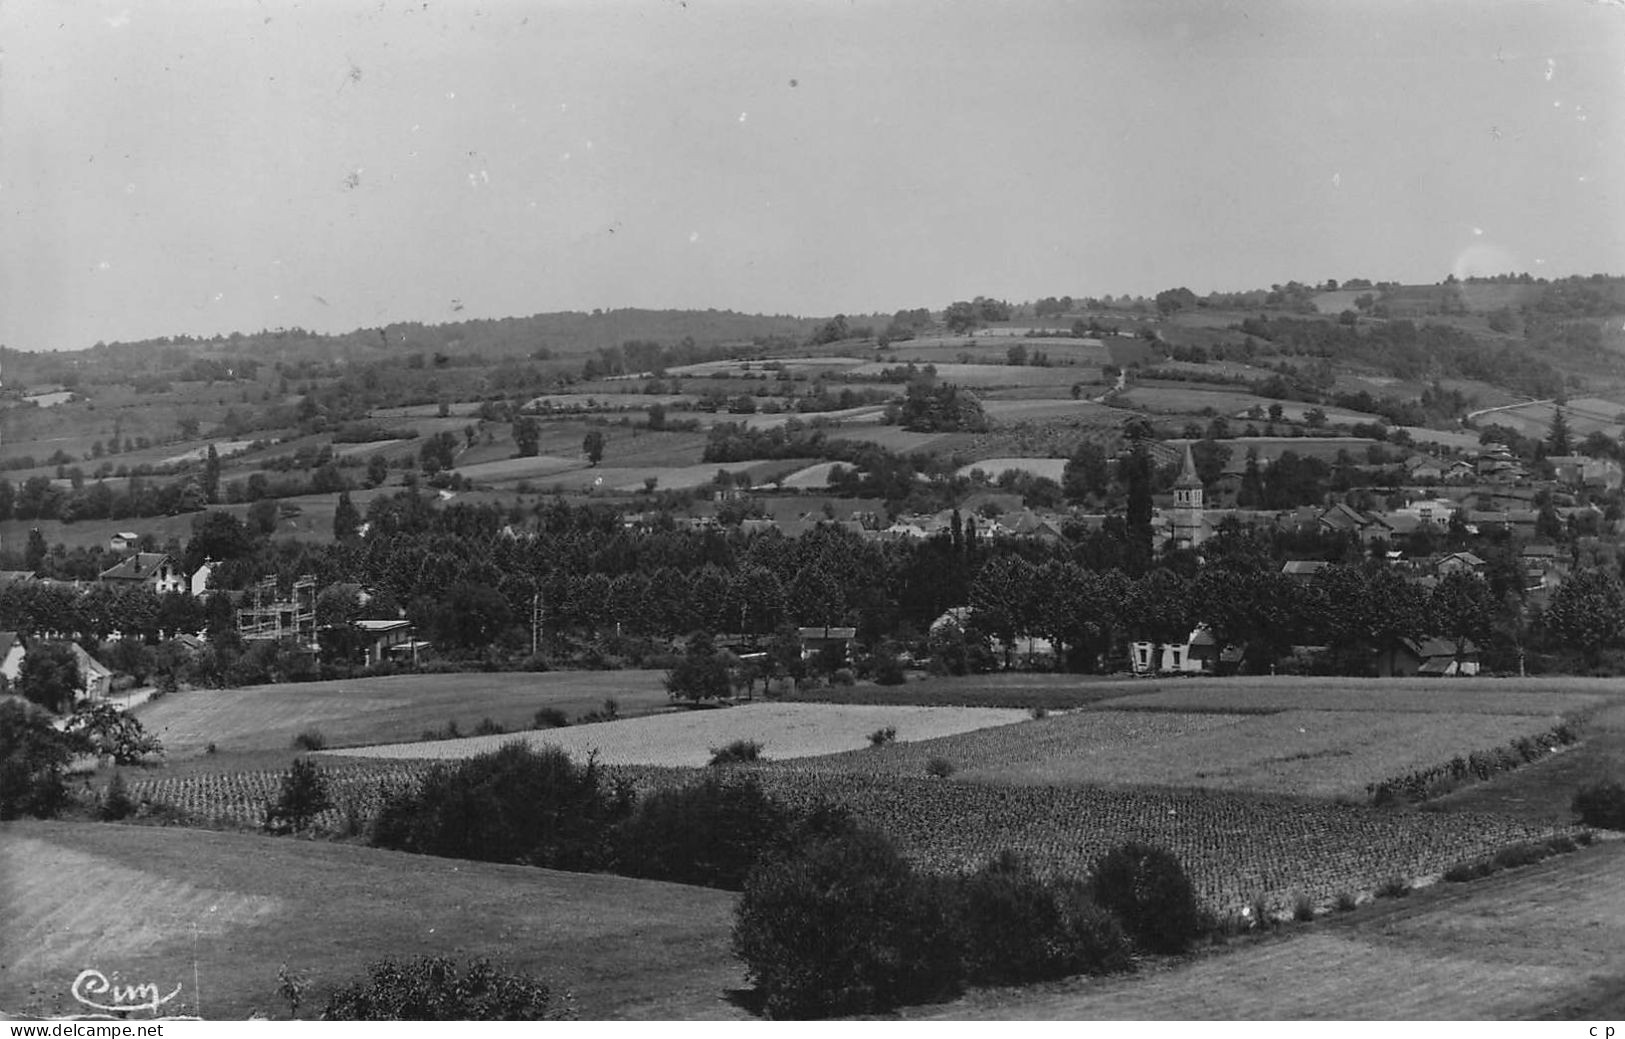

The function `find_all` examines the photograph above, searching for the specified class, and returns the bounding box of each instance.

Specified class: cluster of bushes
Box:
[732,836,1204,1018]
[366,744,856,891]
[1442,831,1592,883]
[1572,777,1625,830]
[317,957,571,1021]
[0,699,162,821]
[1366,722,1580,805]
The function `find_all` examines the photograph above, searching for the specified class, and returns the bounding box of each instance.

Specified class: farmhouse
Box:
[98,553,186,595]
[1378,637,1481,678]
[354,618,419,667]
[799,626,856,664]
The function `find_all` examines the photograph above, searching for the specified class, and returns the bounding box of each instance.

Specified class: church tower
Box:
[1172,444,1206,547]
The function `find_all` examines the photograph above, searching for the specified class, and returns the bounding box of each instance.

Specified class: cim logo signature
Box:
[70,969,182,1015]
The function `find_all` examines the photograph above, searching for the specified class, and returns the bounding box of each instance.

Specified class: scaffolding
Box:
[237,575,318,645]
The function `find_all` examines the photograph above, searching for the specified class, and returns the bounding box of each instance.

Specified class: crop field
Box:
[453,454,584,482]
[534,459,801,492]
[1164,436,1378,463]
[847,362,1072,387]
[791,709,1575,799]
[1094,677,1619,717]
[813,426,951,453]
[0,822,745,1021]
[325,702,1031,766]
[979,398,1119,423]
[1396,426,1483,450]
[955,457,1068,482]
[747,770,1577,915]
[133,671,676,756]
[1116,385,1281,416]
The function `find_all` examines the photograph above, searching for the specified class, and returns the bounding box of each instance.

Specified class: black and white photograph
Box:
[2,0,1624,1024]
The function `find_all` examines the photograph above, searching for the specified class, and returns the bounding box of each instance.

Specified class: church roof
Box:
[1174,445,1203,489]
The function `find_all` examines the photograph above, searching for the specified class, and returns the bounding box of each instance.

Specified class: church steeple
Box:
[1173,444,1204,544]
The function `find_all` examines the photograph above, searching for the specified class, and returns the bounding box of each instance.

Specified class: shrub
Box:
[1376,876,1411,899]
[532,708,569,730]
[953,851,1133,986]
[1248,894,1274,932]
[0,700,76,820]
[925,756,956,778]
[291,727,326,752]
[831,668,856,686]
[868,726,897,747]
[1572,777,1625,829]
[1291,893,1315,923]
[709,739,764,766]
[616,774,796,889]
[732,828,962,1018]
[370,743,632,871]
[320,957,571,1020]
[1491,842,1550,870]
[265,758,333,834]
[1090,843,1205,954]
[1030,706,1050,720]
[1334,891,1358,913]
[97,771,137,821]
[577,699,621,724]
[473,717,506,736]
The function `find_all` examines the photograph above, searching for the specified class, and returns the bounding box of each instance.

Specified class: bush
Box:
[953,851,1133,986]
[65,702,163,764]
[0,700,76,820]
[1090,842,1205,954]
[265,758,334,834]
[709,739,764,766]
[96,770,137,821]
[732,828,962,1018]
[1376,876,1411,899]
[1334,891,1358,913]
[370,743,632,871]
[1572,777,1625,829]
[291,726,327,752]
[831,668,856,687]
[473,717,506,736]
[1291,893,1315,922]
[532,708,569,730]
[320,957,571,1020]
[925,756,955,778]
[615,774,795,889]
[868,726,897,747]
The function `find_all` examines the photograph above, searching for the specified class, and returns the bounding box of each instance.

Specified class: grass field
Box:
[1093,676,1618,717]
[324,702,1031,767]
[133,671,677,757]
[916,839,1625,1020]
[955,457,1068,482]
[793,708,1574,800]
[0,821,745,1021]
[847,363,1075,387]
[1117,385,1282,416]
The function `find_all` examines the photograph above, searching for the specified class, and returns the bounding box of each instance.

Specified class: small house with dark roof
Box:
[98,553,186,595]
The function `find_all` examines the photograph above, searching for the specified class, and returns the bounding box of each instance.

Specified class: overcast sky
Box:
[2,0,1622,350]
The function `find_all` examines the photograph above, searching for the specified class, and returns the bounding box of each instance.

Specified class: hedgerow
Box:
[1366,721,1580,806]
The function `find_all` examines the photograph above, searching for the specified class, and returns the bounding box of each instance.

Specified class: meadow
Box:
[790,708,1575,800]
[323,702,1032,767]
[133,671,677,756]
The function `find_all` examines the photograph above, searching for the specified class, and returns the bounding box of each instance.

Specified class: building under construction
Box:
[236,575,318,646]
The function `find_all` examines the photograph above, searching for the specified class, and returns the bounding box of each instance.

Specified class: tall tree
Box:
[17,642,84,714]
[202,444,222,503]
[333,491,361,541]
[1430,571,1494,668]
[514,417,541,458]
[582,430,606,467]
[1546,406,1572,457]
[1543,568,1625,666]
